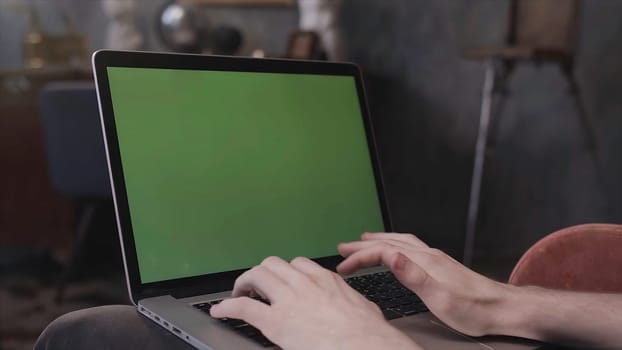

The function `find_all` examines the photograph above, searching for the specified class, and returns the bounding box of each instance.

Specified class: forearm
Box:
[491,285,622,349]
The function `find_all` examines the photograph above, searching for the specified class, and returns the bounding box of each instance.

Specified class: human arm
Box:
[337,232,622,349]
[495,286,622,349]
[210,256,422,350]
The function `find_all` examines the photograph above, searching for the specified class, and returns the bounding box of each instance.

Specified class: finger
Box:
[232,265,288,301]
[336,244,400,274]
[389,252,432,295]
[337,244,438,275]
[289,256,321,273]
[210,296,271,330]
[338,239,411,257]
[362,232,429,248]
[290,256,337,289]
[259,256,310,288]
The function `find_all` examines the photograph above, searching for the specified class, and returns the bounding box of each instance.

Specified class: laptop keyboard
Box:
[193,271,428,347]
[345,271,429,320]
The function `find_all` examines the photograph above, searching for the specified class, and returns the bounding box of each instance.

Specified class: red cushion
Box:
[508,224,622,292]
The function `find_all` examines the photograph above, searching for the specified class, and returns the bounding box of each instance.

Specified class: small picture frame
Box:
[286,31,320,60]
[177,0,295,6]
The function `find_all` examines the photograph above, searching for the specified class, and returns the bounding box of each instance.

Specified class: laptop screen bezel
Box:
[92,50,393,304]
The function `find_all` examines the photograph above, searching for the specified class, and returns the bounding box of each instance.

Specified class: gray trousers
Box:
[35,305,192,350]
[35,306,574,350]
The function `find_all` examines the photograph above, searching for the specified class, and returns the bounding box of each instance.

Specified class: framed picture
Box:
[177,0,295,6]
[286,31,320,59]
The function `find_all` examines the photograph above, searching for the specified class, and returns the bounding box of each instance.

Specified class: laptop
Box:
[92,50,540,350]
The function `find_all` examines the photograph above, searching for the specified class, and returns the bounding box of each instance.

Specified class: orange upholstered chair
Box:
[509,224,622,292]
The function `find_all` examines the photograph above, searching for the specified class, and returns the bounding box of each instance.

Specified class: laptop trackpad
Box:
[392,314,493,350]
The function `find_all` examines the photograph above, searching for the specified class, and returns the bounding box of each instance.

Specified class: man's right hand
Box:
[337,232,513,337]
[210,255,421,350]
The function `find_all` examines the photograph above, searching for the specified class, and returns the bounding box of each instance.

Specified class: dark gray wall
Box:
[2,0,621,261]
[342,0,622,260]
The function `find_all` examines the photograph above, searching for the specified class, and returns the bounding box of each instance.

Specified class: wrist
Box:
[488,284,542,339]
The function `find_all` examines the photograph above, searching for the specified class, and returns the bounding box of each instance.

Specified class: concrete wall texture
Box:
[341,0,622,260]
[1,0,621,261]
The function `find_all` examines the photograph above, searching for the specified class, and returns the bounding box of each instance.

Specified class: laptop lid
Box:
[92,50,392,304]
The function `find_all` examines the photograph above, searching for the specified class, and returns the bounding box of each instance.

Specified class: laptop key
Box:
[236,324,261,338]
[414,303,429,312]
[382,309,403,320]
[192,302,213,315]
[396,296,416,306]
[250,334,275,347]
[394,304,421,315]
[400,308,419,316]
[223,318,248,328]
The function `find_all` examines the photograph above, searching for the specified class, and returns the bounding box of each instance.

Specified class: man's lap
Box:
[35,305,192,350]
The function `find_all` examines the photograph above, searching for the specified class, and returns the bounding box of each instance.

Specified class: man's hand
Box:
[210,256,421,350]
[338,232,622,349]
[337,232,512,337]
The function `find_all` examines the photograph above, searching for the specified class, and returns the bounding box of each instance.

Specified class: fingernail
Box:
[209,304,221,315]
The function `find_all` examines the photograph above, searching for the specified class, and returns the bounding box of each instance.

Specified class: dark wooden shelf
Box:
[0,65,92,249]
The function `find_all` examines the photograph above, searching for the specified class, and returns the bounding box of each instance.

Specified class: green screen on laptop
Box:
[106,67,384,284]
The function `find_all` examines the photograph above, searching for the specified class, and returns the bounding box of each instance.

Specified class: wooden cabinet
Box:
[0,66,91,249]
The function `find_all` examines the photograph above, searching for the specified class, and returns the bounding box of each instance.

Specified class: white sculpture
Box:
[102,0,143,50]
[298,0,344,61]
